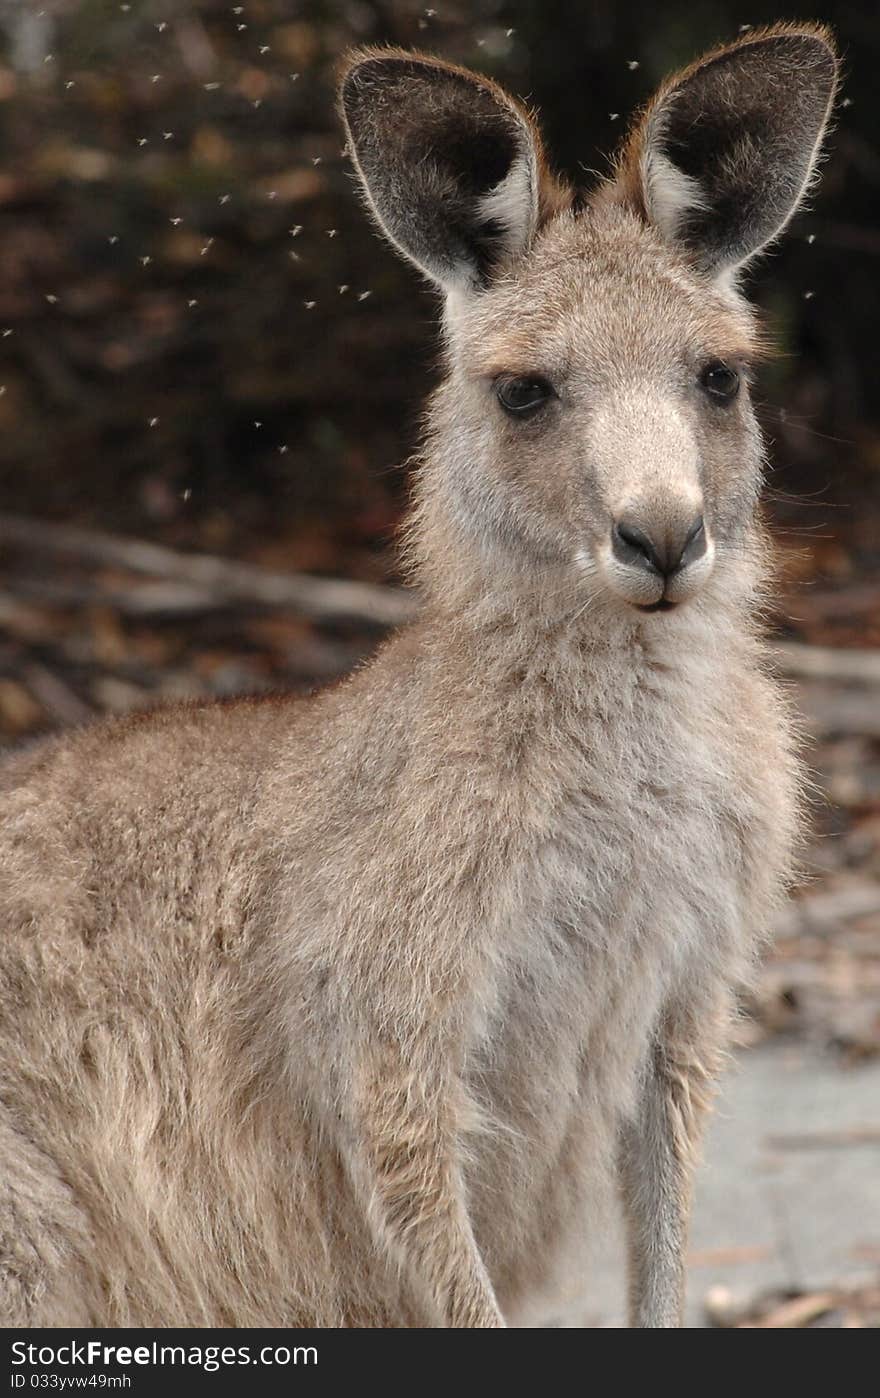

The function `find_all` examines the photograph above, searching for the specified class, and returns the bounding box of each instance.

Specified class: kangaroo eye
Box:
[495,375,554,417]
[700,360,740,402]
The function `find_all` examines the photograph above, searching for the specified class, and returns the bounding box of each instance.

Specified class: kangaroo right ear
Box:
[340,49,555,295]
[612,24,839,276]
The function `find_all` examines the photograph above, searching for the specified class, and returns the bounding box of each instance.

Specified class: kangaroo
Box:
[0,24,837,1328]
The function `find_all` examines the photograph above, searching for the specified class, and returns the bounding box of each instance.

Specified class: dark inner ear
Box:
[342,56,533,287]
[437,117,514,193]
[411,105,519,281]
[657,34,836,270]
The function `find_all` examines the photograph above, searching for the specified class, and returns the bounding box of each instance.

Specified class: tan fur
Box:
[0,27,836,1327]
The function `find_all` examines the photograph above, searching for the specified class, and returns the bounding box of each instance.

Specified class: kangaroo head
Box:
[341,26,837,618]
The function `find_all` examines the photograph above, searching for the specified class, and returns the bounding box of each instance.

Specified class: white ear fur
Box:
[640,117,709,243]
[475,149,539,263]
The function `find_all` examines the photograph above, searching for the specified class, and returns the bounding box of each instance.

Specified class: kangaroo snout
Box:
[612,514,706,580]
[602,503,714,609]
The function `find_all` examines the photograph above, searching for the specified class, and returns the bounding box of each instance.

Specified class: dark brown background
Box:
[0,3,877,613]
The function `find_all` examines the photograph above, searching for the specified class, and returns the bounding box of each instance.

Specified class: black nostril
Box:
[612,521,663,575]
[678,515,706,572]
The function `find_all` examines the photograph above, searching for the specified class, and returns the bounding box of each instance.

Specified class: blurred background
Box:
[0,0,877,1327]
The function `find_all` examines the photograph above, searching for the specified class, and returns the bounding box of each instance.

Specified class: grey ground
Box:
[576,1040,880,1327]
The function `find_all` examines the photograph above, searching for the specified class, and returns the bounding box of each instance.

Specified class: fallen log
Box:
[772,641,880,684]
[0,512,419,628]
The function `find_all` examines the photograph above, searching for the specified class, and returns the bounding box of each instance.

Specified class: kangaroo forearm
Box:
[341,1051,503,1327]
[619,999,729,1328]
[620,1111,689,1327]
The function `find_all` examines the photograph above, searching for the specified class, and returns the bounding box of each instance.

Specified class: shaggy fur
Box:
[0,25,836,1328]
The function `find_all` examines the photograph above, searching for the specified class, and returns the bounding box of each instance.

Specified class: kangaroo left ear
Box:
[340,49,562,296]
[613,24,839,276]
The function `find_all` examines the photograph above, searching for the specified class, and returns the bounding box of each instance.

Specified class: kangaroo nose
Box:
[612,514,706,578]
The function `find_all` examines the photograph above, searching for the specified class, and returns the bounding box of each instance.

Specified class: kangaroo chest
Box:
[464,682,759,1316]
[490,671,753,1012]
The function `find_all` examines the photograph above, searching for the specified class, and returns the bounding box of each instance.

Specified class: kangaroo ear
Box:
[614,24,839,276]
[340,49,556,294]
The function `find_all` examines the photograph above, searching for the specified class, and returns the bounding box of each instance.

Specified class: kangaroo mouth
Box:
[636,598,678,613]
